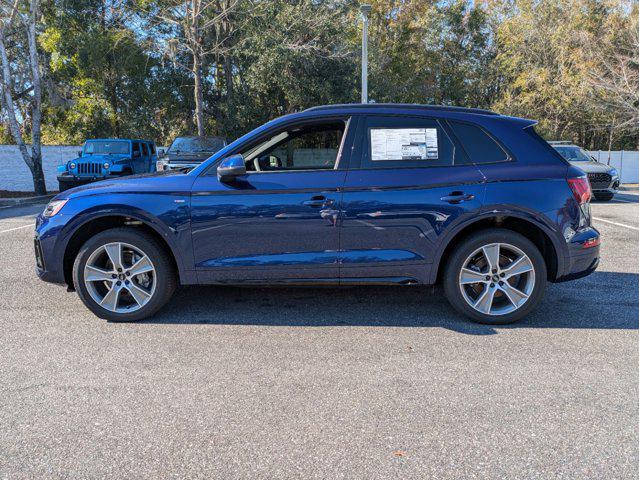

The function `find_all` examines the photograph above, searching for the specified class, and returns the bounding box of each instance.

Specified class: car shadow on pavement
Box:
[143,271,639,335]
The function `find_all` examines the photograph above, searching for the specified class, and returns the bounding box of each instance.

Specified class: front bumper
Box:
[589,174,620,194]
[157,160,201,171]
[34,212,69,284]
[57,173,103,185]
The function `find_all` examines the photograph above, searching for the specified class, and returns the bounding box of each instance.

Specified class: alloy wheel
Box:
[83,242,156,313]
[458,242,535,316]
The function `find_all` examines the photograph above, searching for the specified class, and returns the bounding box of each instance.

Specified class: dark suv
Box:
[35,104,600,325]
[157,136,227,171]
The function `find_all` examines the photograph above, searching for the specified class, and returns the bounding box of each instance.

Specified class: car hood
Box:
[165,152,215,163]
[55,170,195,200]
[569,161,616,174]
[76,153,130,163]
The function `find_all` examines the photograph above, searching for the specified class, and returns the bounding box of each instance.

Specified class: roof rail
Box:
[304,103,499,116]
[547,141,574,145]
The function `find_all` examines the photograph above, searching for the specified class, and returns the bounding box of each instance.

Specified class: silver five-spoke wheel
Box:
[83,242,156,313]
[458,242,535,316]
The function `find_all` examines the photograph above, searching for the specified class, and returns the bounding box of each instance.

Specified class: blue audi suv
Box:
[34,104,600,324]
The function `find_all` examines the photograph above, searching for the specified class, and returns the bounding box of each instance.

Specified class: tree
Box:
[39,0,182,145]
[588,6,639,138]
[0,0,47,194]
[135,0,243,137]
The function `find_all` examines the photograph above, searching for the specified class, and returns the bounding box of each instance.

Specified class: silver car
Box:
[550,142,620,201]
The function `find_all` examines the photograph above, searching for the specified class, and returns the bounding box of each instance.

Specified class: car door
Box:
[131,142,142,173]
[190,116,356,284]
[339,115,486,284]
[148,142,158,171]
[140,142,150,172]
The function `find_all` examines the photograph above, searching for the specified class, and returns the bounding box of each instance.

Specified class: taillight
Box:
[567,177,591,204]
[582,237,600,249]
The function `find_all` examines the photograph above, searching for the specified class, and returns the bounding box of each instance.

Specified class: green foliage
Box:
[2,0,635,149]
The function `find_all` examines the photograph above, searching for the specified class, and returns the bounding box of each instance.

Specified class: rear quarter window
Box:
[449,121,509,164]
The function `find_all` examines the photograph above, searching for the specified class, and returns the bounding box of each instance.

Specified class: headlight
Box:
[103,162,110,169]
[43,199,68,217]
[609,168,618,177]
[69,162,77,169]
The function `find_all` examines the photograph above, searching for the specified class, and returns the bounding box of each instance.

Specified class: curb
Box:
[0,194,55,209]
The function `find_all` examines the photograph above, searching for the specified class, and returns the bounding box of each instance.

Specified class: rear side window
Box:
[363,116,455,168]
[449,121,509,164]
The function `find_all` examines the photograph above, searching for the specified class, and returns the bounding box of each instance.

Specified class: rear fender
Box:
[429,207,568,284]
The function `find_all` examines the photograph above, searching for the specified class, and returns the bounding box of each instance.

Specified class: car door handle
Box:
[303,196,334,207]
[440,192,475,204]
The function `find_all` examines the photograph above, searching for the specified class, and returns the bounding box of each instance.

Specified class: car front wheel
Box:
[443,229,547,325]
[72,227,177,322]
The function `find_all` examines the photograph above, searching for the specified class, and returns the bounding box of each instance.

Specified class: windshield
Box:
[84,141,130,155]
[554,146,592,162]
[168,137,226,154]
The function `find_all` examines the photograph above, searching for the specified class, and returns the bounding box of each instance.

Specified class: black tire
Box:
[594,192,614,202]
[72,227,177,322]
[443,229,547,325]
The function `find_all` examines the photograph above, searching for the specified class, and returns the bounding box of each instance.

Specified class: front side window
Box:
[243,122,345,172]
[84,141,130,155]
[362,117,455,168]
[133,142,141,155]
[141,143,149,156]
[449,121,509,164]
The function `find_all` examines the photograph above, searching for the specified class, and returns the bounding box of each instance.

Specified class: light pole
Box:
[360,4,371,104]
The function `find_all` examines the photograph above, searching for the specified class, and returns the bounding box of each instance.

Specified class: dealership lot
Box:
[1,195,638,478]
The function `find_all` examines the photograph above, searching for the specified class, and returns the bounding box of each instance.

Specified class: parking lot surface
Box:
[1,194,638,479]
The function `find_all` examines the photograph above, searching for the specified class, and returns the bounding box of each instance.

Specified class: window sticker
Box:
[370,128,438,161]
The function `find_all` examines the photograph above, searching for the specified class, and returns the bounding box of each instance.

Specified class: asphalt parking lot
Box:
[1,193,638,479]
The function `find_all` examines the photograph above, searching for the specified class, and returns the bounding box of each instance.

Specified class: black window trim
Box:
[202,115,354,176]
[444,119,515,165]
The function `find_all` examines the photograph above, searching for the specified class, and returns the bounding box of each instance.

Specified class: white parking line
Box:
[593,217,639,232]
[0,223,35,234]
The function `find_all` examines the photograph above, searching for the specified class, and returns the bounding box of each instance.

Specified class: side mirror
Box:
[133,150,141,158]
[158,148,165,157]
[217,154,246,182]
[77,150,82,157]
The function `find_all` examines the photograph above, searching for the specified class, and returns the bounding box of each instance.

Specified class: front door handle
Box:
[440,192,475,204]
[303,196,334,208]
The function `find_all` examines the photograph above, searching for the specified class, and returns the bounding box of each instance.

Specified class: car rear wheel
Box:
[72,227,177,322]
[443,229,547,325]
[593,192,614,202]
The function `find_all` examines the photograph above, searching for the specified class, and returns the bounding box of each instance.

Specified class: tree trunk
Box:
[193,52,205,136]
[26,0,46,195]
[29,151,47,195]
[0,0,46,195]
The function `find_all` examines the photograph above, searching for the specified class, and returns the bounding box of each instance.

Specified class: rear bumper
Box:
[554,226,600,283]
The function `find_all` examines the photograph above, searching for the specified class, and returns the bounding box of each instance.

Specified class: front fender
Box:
[40,193,193,284]
[109,162,132,174]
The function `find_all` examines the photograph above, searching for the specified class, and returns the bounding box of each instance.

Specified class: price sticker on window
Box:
[370,128,438,161]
